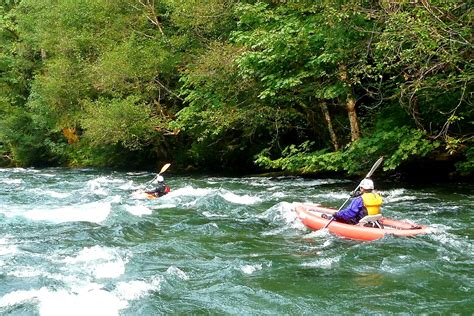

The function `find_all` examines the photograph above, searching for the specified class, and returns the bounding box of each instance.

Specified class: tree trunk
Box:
[320,102,339,150]
[346,94,360,141]
[339,64,360,142]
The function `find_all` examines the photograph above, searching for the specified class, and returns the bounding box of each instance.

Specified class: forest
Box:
[0,0,472,180]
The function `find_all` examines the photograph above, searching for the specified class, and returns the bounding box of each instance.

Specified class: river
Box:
[0,168,472,315]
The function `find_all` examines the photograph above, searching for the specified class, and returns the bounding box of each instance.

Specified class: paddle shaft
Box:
[323,157,384,229]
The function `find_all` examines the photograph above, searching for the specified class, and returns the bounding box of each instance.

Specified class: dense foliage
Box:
[0,0,472,179]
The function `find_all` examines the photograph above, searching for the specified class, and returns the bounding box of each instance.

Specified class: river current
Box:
[0,168,472,315]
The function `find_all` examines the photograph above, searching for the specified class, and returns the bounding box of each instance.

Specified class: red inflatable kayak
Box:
[293,203,430,241]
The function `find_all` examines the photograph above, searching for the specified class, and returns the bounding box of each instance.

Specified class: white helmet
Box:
[360,178,374,190]
[156,175,164,182]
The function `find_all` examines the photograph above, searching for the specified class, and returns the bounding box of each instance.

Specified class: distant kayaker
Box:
[331,178,383,225]
[145,175,170,198]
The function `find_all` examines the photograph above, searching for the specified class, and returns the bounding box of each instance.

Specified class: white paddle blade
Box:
[366,157,383,178]
[159,163,171,175]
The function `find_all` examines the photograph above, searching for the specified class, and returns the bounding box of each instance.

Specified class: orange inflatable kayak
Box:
[293,203,430,241]
[145,193,158,200]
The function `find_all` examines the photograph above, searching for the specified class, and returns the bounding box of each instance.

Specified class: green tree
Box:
[374,0,472,153]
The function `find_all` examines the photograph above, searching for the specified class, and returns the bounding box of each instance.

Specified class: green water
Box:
[0,168,472,315]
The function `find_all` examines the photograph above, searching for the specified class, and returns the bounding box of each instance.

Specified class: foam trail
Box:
[166,266,189,280]
[240,264,263,275]
[302,256,341,269]
[0,286,128,316]
[221,192,262,205]
[37,189,71,199]
[63,246,127,279]
[125,204,152,216]
[0,237,18,256]
[115,278,161,300]
[23,202,111,224]
[169,186,214,197]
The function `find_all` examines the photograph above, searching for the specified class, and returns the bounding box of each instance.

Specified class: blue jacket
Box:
[333,196,365,224]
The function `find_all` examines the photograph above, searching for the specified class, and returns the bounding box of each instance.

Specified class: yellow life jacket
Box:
[361,192,383,215]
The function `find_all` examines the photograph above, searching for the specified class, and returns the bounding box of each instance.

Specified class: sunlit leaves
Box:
[81,96,161,151]
[90,39,173,96]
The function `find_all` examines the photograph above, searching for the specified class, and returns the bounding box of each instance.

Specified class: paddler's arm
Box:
[333,197,363,222]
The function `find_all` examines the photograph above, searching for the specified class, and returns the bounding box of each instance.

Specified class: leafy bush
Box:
[455,140,474,175]
[256,127,441,176]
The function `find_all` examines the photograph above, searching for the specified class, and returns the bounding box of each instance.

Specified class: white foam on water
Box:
[0,167,37,173]
[315,191,349,200]
[36,189,71,199]
[258,202,293,222]
[380,257,408,274]
[425,223,448,234]
[382,188,418,203]
[130,190,148,199]
[63,246,127,279]
[166,266,189,280]
[5,262,87,287]
[305,229,332,241]
[41,287,127,316]
[0,237,19,256]
[86,178,111,196]
[124,204,152,216]
[7,266,43,278]
[429,229,473,252]
[0,288,42,307]
[282,203,300,223]
[202,211,226,218]
[247,178,347,188]
[168,186,214,197]
[261,226,291,236]
[240,264,262,275]
[1,178,23,184]
[153,203,177,209]
[302,255,341,269]
[0,261,159,315]
[64,246,116,263]
[108,195,122,204]
[22,202,111,224]
[260,202,309,236]
[0,286,128,316]
[114,278,162,301]
[96,176,126,184]
[0,244,18,256]
[118,180,137,190]
[136,186,262,207]
[220,192,262,205]
[271,192,286,198]
[298,179,349,187]
[37,173,56,177]
[94,261,126,279]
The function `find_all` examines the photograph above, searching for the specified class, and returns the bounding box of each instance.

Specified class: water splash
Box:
[20,202,112,224]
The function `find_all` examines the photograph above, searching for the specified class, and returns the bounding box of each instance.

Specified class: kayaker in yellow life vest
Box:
[332,178,383,225]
